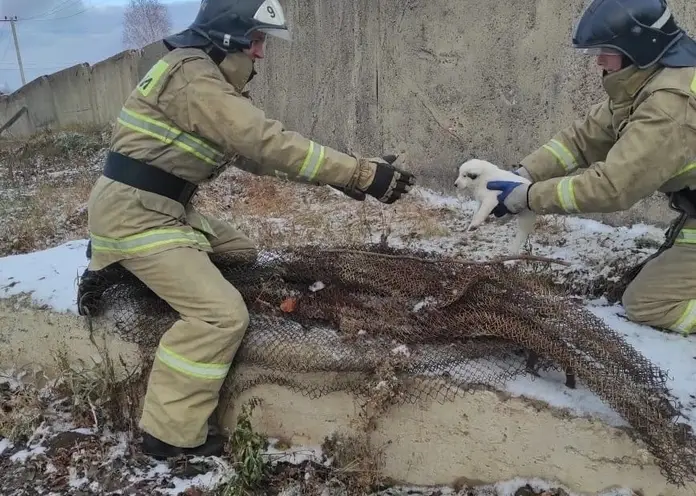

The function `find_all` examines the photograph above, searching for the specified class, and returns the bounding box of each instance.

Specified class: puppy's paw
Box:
[467,223,479,232]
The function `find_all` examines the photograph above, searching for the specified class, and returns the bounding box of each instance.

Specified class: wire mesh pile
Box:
[78,243,696,485]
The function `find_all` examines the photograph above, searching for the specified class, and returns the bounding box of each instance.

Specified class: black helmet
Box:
[572,0,696,68]
[163,0,291,53]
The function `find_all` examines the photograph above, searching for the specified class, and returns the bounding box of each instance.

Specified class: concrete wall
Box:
[0,42,168,137]
[1,0,695,223]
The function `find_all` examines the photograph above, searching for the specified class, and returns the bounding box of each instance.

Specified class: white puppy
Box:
[454,158,536,253]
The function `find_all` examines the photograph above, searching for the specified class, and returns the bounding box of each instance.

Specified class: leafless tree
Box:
[122,0,173,49]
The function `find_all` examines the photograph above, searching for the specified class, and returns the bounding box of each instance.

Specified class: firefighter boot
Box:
[141,431,226,460]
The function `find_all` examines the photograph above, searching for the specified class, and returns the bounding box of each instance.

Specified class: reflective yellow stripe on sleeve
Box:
[556,177,580,213]
[672,161,696,179]
[90,227,212,255]
[543,139,578,173]
[675,228,696,245]
[156,344,231,380]
[117,108,224,166]
[298,141,326,182]
[669,300,696,336]
[691,68,696,93]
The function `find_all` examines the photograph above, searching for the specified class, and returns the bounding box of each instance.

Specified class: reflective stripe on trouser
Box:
[121,246,250,447]
[622,225,696,336]
[89,227,213,257]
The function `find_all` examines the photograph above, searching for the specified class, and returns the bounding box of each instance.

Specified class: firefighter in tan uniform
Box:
[486,0,696,336]
[77,0,415,459]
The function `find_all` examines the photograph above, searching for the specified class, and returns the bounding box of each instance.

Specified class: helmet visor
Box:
[256,26,292,41]
[577,46,623,55]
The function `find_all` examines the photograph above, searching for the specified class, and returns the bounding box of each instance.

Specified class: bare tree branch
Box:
[122,0,173,49]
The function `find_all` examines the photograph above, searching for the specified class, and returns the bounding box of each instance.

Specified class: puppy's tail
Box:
[512,210,537,253]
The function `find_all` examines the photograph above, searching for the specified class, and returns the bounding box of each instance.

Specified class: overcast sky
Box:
[0,0,200,91]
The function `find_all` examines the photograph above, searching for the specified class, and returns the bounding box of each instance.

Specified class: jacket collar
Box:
[217,51,256,93]
[602,64,661,103]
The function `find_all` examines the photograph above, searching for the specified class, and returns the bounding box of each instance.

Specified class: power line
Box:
[22,9,90,22]
[20,0,84,21]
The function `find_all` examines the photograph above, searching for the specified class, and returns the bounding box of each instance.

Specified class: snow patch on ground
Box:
[266,438,324,466]
[0,239,88,313]
[0,439,13,455]
[9,445,47,463]
[413,188,470,209]
[155,459,230,496]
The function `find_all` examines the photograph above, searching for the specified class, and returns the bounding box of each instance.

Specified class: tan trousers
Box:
[622,219,696,336]
[121,217,257,447]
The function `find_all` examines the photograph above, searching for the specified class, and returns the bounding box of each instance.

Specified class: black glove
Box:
[492,204,508,218]
[332,154,415,204]
[332,185,367,201]
[362,154,416,204]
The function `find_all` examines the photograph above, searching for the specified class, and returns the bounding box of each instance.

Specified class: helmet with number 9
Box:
[164,0,291,53]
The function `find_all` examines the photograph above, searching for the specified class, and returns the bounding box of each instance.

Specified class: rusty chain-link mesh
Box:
[78,243,696,485]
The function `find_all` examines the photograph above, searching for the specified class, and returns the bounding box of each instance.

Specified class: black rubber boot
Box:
[76,268,102,316]
[141,432,226,460]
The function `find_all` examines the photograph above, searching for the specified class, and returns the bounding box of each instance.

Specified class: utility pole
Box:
[1,16,25,86]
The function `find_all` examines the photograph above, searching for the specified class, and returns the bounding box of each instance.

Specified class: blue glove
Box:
[491,169,521,217]
[487,179,530,216]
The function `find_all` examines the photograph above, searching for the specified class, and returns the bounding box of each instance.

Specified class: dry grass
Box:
[0,126,106,255]
[0,178,94,256]
[50,340,146,435]
[0,376,46,444]
[0,124,109,162]
[319,431,387,493]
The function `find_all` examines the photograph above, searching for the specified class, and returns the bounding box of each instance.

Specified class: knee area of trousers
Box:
[210,248,259,266]
[620,282,658,325]
[621,288,650,323]
[217,297,250,333]
[621,283,639,316]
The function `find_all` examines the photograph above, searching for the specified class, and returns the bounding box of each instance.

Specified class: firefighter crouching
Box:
[486,0,696,336]
[77,0,415,459]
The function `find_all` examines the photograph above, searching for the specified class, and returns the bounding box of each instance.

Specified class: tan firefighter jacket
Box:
[521,64,696,216]
[87,48,375,270]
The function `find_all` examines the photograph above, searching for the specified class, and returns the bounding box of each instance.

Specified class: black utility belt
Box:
[102,151,198,206]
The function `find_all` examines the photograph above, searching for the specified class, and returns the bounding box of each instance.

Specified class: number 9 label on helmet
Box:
[253,0,293,41]
[254,0,286,26]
